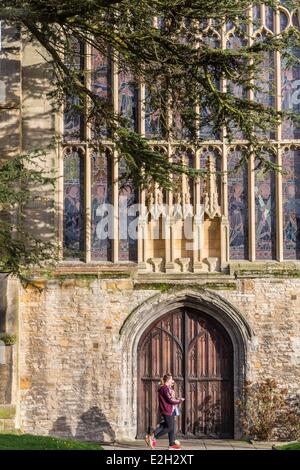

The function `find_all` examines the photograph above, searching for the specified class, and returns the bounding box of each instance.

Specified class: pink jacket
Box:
[158,385,181,416]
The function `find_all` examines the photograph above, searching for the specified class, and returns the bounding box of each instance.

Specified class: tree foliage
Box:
[1,0,300,187]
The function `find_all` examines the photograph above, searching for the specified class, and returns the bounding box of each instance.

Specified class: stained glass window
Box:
[145,87,163,138]
[293,10,300,29]
[226,35,247,103]
[226,34,248,139]
[64,97,84,142]
[255,49,275,109]
[265,5,275,32]
[118,68,138,131]
[63,40,85,141]
[282,147,300,259]
[63,149,84,259]
[91,150,113,261]
[280,9,289,32]
[200,32,221,140]
[172,109,191,140]
[281,47,300,140]
[59,5,300,266]
[255,153,276,259]
[228,149,249,260]
[184,150,194,206]
[118,158,138,261]
[200,107,221,140]
[91,47,112,138]
[254,35,275,139]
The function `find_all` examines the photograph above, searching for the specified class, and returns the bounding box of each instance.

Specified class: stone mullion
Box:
[57,143,64,260]
[137,176,148,270]
[276,145,283,261]
[112,52,119,263]
[137,171,147,269]
[84,43,92,263]
[220,20,229,267]
[192,25,203,272]
[221,19,227,142]
[165,143,175,273]
[275,8,283,262]
[248,151,256,262]
[164,64,175,272]
[193,148,203,272]
[57,40,66,261]
[84,146,91,263]
[180,151,185,264]
[248,7,256,262]
[137,80,148,269]
[221,144,229,266]
[275,9,282,142]
[221,143,228,218]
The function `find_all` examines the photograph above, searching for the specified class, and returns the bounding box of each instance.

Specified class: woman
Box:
[145,373,185,450]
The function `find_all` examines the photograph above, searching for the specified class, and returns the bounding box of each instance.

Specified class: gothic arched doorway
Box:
[137,307,234,438]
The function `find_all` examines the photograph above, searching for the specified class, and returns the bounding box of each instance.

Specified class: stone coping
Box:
[18,260,300,282]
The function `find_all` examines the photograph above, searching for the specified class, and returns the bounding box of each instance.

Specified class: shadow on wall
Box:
[49,416,72,439]
[49,407,116,443]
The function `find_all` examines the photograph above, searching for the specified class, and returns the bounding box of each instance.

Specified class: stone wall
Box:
[18,273,300,441]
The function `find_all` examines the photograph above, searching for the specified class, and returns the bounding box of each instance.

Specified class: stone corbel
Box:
[203,257,220,273]
[148,257,164,273]
[176,257,191,273]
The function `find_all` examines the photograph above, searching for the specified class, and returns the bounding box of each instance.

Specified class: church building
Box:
[0,3,300,441]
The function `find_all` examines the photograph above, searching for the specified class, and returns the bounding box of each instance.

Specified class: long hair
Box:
[159,373,172,387]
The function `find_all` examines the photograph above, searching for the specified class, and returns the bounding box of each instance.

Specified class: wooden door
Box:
[137,308,234,438]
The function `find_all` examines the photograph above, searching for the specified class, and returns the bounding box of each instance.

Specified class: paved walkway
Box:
[102,439,276,451]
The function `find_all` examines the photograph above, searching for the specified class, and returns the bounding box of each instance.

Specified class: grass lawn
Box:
[0,433,103,450]
[275,442,300,450]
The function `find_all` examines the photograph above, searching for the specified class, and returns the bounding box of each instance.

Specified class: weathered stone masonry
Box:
[11,270,300,441]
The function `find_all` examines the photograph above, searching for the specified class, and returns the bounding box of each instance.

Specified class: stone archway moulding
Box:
[117,288,254,441]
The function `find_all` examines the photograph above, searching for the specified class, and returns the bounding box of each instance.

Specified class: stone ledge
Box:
[137,272,233,280]
[19,261,300,284]
[133,281,237,292]
[230,261,300,278]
